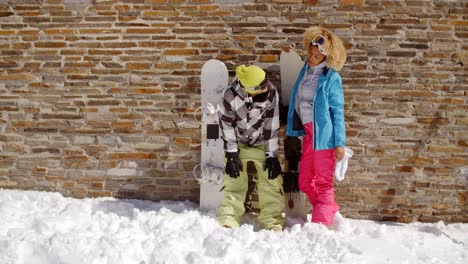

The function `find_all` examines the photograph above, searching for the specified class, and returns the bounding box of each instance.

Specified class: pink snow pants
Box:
[299,122,339,226]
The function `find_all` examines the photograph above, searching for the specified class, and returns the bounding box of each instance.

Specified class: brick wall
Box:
[0,0,466,223]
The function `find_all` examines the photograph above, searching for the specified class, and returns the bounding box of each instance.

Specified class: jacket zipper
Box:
[313,77,330,150]
[312,89,317,150]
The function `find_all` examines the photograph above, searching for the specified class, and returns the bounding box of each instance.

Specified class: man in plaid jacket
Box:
[217,65,284,231]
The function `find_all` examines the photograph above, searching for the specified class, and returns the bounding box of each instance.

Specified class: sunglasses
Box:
[241,77,269,95]
[310,35,327,56]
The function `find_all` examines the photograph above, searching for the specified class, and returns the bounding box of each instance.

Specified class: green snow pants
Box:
[218,144,285,230]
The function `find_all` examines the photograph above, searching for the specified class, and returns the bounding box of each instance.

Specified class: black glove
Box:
[263,157,282,180]
[225,151,243,178]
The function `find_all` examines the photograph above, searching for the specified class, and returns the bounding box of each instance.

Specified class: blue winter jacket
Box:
[286,64,346,150]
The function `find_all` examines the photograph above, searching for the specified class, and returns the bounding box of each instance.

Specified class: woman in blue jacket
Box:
[286,26,347,227]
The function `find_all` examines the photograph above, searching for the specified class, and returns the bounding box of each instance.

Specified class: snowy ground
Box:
[0,190,467,264]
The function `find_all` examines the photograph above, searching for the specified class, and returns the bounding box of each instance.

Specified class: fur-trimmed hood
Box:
[303,26,347,71]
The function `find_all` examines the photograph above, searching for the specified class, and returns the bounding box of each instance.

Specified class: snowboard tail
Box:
[283,136,308,219]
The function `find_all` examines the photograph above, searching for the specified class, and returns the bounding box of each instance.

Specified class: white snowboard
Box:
[280,47,303,106]
[197,59,229,211]
[280,48,309,220]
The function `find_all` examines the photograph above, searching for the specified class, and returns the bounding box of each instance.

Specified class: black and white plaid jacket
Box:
[218,78,280,158]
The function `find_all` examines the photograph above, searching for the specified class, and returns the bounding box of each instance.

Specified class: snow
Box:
[0,189,466,264]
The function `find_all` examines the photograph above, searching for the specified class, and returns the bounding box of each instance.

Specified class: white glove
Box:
[334,147,354,182]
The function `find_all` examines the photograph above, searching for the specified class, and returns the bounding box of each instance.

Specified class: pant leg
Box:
[311,148,339,226]
[298,123,316,203]
[255,160,285,230]
[298,122,339,226]
[238,144,285,230]
[218,157,249,228]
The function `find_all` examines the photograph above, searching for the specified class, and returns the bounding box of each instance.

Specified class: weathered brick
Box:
[103,42,137,49]
[88,191,113,198]
[127,63,151,70]
[395,166,414,173]
[0,74,35,81]
[341,0,363,5]
[79,29,121,34]
[126,28,168,34]
[140,41,186,50]
[163,49,199,56]
[35,42,67,48]
[110,152,156,160]
[387,51,417,57]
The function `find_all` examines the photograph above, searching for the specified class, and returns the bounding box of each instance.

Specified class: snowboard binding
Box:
[194,103,219,122]
[192,163,224,185]
[193,101,224,185]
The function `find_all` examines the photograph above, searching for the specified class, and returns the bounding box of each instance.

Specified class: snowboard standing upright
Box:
[280,47,309,220]
[195,59,229,211]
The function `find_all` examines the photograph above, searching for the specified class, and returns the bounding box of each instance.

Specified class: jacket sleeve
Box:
[328,75,346,147]
[218,89,238,153]
[263,90,280,158]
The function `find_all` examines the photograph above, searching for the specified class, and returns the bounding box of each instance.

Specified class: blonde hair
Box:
[303,26,347,71]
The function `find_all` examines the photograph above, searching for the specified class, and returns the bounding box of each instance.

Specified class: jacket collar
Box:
[319,67,334,83]
[323,67,330,76]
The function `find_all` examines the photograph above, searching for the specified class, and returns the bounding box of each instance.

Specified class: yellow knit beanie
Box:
[235,65,266,87]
